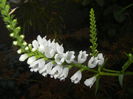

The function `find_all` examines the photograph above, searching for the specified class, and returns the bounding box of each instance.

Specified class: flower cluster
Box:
[19,35,104,87]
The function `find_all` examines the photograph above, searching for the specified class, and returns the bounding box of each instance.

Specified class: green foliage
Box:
[89,8,98,56]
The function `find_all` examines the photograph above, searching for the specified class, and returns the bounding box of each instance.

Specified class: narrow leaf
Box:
[118,74,124,87]
[95,76,100,95]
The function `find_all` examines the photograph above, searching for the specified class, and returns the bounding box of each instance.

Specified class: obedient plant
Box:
[0,0,133,91]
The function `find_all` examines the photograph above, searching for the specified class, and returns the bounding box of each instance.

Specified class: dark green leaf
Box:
[95,76,100,95]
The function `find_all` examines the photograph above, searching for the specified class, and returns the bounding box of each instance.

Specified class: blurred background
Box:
[0,0,133,98]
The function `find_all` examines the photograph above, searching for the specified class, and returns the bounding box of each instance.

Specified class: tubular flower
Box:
[70,70,82,84]
[78,51,88,64]
[56,43,64,54]
[84,76,96,88]
[95,53,104,65]
[29,59,45,72]
[50,65,63,79]
[44,46,56,58]
[54,54,65,65]
[88,56,99,68]
[58,67,69,81]
[65,51,75,63]
[39,62,54,77]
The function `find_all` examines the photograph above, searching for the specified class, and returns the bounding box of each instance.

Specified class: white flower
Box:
[84,76,96,88]
[39,62,53,77]
[32,40,39,51]
[70,70,82,84]
[58,67,69,81]
[54,54,65,65]
[27,56,36,65]
[78,51,88,64]
[19,54,28,61]
[88,56,98,68]
[96,53,104,65]
[56,43,64,54]
[65,51,75,63]
[29,59,45,72]
[50,65,63,79]
[44,46,56,58]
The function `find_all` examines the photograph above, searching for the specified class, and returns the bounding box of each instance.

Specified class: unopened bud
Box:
[20,35,24,39]
[23,42,27,46]
[13,41,17,45]
[10,33,14,37]
[25,47,29,50]
[17,49,22,54]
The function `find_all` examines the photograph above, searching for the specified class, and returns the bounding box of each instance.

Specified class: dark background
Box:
[0,0,133,99]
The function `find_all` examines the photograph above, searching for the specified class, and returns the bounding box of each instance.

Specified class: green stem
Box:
[99,72,120,76]
[103,68,120,73]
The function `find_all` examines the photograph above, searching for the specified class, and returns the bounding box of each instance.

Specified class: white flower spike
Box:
[70,70,82,84]
[84,76,96,88]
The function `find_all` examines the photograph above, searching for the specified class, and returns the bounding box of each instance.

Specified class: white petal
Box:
[56,43,64,54]
[32,40,39,50]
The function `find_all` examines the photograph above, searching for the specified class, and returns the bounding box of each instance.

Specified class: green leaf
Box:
[118,74,124,87]
[95,76,100,95]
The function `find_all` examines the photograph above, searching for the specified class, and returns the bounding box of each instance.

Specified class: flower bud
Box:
[13,41,18,45]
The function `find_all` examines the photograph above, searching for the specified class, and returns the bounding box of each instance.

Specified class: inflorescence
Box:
[18,35,104,87]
